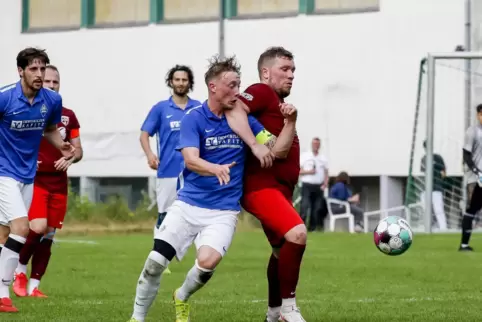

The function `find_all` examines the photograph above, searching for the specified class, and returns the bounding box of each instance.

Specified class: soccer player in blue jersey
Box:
[140,65,201,275]
[0,48,75,313]
[128,56,297,322]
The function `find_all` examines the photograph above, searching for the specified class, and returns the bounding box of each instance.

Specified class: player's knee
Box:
[30,219,48,235]
[10,217,30,237]
[196,247,222,271]
[284,224,307,245]
[195,259,215,283]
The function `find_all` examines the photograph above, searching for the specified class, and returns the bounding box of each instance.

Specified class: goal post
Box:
[405,52,482,234]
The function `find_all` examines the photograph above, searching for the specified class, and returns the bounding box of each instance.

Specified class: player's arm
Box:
[44,98,75,159]
[178,113,234,184]
[226,85,275,167]
[249,112,295,159]
[70,132,83,163]
[463,127,481,174]
[178,112,214,176]
[182,148,220,176]
[43,99,65,150]
[140,105,162,169]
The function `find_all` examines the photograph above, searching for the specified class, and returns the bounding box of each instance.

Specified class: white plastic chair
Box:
[327,198,355,233]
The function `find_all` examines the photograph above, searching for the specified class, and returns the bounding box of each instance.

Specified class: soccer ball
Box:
[374,216,413,256]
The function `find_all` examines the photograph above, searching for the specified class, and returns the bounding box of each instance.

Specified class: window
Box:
[164,0,219,20]
[28,0,81,29]
[315,0,379,11]
[95,0,150,25]
[237,0,298,16]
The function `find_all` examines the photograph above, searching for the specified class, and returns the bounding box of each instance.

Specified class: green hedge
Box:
[66,189,157,224]
[65,184,302,225]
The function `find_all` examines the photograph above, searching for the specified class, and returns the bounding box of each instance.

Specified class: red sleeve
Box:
[69,110,81,130]
[238,83,276,113]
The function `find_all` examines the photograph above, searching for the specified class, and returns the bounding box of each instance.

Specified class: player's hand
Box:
[60,142,75,160]
[213,162,236,185]
[54,156,74,172]
[147,153,159,170]
[251,143,275,168]
[280,103,297,122]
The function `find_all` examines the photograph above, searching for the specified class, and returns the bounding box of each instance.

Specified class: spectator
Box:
[329,171,364,232]
[420,139,447,230]
[299,137,329,231]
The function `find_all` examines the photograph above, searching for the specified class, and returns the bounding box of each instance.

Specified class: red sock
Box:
[278,241,306,299]
[19,229,43,266]
[31,238,53,281]
[267,253,282,307]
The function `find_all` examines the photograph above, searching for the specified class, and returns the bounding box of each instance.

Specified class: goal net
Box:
[404,52,482,233]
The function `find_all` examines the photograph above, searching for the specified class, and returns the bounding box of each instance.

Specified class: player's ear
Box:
[17,67,24,78]
[261,67,269,81]
[208,81,216,93]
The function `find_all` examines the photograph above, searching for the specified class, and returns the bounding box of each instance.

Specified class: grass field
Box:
[3,231,482,322]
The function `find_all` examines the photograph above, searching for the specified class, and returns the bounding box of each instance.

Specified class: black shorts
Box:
[467,183,482,214]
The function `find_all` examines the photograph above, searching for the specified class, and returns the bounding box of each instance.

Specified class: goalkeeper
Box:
[460,104,482,251]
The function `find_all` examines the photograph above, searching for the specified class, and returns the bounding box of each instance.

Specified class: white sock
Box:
[267,306,281,320]
[461,244,469,247]
[281,298,297,312]
[0,234,26,298]
[28,278,40,295]
[131,251,169,322]
[176,260,213,302]
[16,263,27,275]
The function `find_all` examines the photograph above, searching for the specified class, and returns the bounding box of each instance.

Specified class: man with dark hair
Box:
[226,46,307,322]
[0,48,74,313]
[139,65,201,274]
[420,139,447,231]
[128,55,296,322]
[459,104,482,251]
[13,65,83,298]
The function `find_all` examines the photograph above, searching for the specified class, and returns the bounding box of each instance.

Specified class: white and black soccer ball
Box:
[374,216,413,256]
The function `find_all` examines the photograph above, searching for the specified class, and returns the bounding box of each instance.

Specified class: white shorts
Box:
[155,200,239,261]
[156,178,178,213]
[0,177,33,225]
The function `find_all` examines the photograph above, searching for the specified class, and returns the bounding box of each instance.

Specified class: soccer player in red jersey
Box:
[13,65,83,298]
[226,47,306,322]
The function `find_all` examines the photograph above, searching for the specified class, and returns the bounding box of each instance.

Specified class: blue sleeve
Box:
[141,105,162,136]
[247,115,265,136]
[177,112,200,150]
[47,95,62,126]
[0,92,7,118]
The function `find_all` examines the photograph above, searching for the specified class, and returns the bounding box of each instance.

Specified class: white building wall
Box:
[0,0,466,177]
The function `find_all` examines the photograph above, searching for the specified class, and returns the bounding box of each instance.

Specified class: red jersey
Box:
[36,107,80,195]
[238,83,300,198]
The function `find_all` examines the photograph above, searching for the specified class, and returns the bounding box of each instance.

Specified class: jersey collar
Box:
[169,96,197,110]
[15,81,45,105]
[202,100,224,121]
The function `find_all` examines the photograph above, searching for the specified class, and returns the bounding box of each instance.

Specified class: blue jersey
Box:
[0,82,62,184]
[176,101,266,211]
[141,96,201,178]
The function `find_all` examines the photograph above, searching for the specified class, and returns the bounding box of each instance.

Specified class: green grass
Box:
[4,231,482,321]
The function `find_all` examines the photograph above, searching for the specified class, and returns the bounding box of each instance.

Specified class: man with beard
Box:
[140,65,201,274]
[0,47,74,313]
